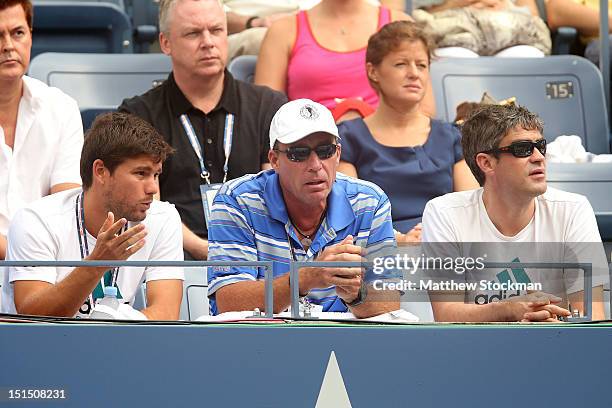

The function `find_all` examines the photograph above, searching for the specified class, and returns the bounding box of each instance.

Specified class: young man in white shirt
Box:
[422,104,607,322]
[0,0,84,259]
[1,112,184,320]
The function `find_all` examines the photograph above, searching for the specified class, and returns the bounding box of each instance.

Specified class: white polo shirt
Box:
[0,75,83,236]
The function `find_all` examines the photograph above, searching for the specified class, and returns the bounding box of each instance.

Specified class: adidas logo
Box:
[474,258,531,304]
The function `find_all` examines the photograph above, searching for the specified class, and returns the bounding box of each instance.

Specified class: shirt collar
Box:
[263,171,355,233]
[167,72,192,117]
[326,179,355,232]
[20,76,40,111]
[263,171,289,224]
[168,70,239,117]
[218,70,239,114]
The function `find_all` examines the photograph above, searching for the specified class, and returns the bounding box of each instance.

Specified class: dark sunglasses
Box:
[482,139,547,158]
[274,144,338,162]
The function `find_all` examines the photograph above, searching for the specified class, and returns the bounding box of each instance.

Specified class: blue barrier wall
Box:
[1,322,611,407]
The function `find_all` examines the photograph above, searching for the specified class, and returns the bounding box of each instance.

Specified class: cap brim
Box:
[271,125,340,148]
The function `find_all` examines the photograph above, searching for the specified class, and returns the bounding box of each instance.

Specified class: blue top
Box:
[338,118,463,233]
[207,170,396,315]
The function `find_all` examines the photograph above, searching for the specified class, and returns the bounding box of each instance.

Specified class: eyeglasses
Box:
[482,139,547,158]
[274,144,338,162]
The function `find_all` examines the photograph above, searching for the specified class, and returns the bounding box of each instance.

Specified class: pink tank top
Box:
[286,7,391,110]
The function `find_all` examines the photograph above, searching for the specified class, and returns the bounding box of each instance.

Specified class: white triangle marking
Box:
[315,351,352,408]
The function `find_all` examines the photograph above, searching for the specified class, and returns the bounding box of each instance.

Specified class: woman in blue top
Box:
[338,21,478,242]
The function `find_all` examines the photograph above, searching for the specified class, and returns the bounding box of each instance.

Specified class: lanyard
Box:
[286,229,316,261]
[287,233,300,262]
[287,232,319,305]
[179,112,235,184]
[75,192,126,309]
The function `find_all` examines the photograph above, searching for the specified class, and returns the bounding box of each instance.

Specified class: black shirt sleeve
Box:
[118,95,154,124]
[257,88,288,164]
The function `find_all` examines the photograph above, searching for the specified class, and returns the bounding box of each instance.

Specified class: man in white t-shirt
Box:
[422,104,606,322]
[0,0,84,260]
[1,112,184,320]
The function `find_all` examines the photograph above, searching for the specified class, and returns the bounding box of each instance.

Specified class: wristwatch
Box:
[346,280,368,307]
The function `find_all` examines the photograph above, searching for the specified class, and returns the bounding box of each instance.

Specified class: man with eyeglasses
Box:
[206,99,400,317]
[421,104,607,322]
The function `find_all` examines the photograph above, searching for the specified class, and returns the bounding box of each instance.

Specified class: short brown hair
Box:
[80,112,174,189]
[0,0,33,30]
[461,104,544,186]
[365,21,433,90]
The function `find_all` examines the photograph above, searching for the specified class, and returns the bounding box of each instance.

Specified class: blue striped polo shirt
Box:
[207,169,396,315]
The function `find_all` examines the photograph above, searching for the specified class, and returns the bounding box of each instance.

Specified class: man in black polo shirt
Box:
[119,0,287,259]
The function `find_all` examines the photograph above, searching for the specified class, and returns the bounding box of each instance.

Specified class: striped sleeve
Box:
[207,190,259,296]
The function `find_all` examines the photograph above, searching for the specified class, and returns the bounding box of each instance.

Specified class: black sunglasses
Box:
[482,139,547,158]
[274,144,338,162]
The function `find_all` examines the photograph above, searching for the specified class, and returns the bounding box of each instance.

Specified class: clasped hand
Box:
[301,235,365,303]
[507,291,571,322]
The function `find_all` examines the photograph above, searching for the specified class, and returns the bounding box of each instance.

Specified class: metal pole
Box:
[485,262,593,321]
[584,264,593,320]
[600,0,610,119]
[1,259,276,317]
[0,260,273,268]
[289,262,299,318]
[264,262,274,318]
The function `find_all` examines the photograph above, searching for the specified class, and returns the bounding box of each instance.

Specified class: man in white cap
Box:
[207,99,399,317]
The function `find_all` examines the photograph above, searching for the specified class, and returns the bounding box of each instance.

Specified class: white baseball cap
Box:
[269,99,340,149]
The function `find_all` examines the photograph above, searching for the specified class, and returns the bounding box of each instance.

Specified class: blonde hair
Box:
[158,0,224,34]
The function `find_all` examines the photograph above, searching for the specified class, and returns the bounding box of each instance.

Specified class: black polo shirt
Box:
[119,71,287,239]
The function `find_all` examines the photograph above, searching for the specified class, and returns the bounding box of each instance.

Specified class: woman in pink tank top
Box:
[286,6,390,111]
[255,1,434,122]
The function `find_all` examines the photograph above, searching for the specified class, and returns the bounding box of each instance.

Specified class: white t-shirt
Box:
[0,75,83,235]
[421,187,607,303]
[1,188,184,317]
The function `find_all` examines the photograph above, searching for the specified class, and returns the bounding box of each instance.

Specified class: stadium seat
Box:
[228,55,257,83]
[534,0,579,55]
[28,52,172,108]
[552,27,579,55]
[36,0,158,53]
[80,107,117,131]
[430,56,610,153]
[124,0,160,53]
[32,1,133,57]
[547,163,612,240]
[132,282,147,311]
[117,278,209,321]
[37,0,125,7]
[180,267,209,320]
[431,56,612,239]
